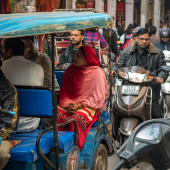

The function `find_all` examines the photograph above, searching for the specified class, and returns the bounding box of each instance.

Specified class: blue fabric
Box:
[92,111,109,127]
[54,71,65,87]
[17,88,53,116]
[12,130,75,152]
[9,137,50,163]
[0,12,113,38]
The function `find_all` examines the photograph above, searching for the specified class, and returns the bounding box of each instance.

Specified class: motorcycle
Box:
[162,50,170,111]
[112,118,170,170]
[112,66,169,146]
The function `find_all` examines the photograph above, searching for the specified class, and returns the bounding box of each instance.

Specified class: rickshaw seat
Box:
[54,70,65,87]
[92,110,109,127]
[11,130,75,152]
[17,88,53,117]
[9,87,75,164]
[9,137,51,163]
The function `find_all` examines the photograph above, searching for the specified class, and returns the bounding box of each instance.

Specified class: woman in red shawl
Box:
[57,45,108,149]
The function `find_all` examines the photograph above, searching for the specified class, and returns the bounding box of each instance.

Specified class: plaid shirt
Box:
[135,44,149,70]
[84,31,108,48]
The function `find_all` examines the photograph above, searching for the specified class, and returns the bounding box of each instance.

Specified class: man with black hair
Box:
[2,38,44,132]
[22,37,59,90]
[150,26,160,44]
[112,28,168,118]
[0,58,19,169]
[58,29,86,68]
[145,23,151,32]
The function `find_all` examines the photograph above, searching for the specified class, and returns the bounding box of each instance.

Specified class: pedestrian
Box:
[115,20,124,40]
[150,26,160,44]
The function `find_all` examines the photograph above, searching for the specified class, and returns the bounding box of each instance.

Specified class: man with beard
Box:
[112,28,168,119]
[22,37,59,129]
[58,29,86,68]
[22,37,59,90]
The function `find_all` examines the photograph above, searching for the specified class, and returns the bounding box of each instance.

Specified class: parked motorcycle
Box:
[112,66,169,146]
[162,50,170,111]
[112,118,170,170]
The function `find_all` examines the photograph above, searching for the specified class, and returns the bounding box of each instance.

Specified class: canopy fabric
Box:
[0,11,113,38]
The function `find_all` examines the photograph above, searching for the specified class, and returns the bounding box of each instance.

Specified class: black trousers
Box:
[152,100,163,119]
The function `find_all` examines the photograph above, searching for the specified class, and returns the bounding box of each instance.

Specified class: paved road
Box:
[108,112,170,170]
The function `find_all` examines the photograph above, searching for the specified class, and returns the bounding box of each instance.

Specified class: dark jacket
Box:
[154,42,170,51]
[0,70,19,140]
[112,42,168,100]
[103,28,118,57]
[59,41,88,65]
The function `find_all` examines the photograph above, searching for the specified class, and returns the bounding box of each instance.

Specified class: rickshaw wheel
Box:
[92,143,108,170]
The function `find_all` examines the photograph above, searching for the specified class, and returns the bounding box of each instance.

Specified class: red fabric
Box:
[58,45,108,149]
[59,45,108,109]
[83,45,100,67]
[119,39,131,51]
[57,106,98,149]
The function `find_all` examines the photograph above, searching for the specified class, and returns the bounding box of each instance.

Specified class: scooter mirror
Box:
[161,66,170,73]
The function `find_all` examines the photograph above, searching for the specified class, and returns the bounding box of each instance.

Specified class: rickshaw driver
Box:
[0,59,19,170]
[1,38,44,132]
[58,29,87,69]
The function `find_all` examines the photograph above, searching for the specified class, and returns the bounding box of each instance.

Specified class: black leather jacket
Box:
[0,70,19,140]
[112,42,168,100]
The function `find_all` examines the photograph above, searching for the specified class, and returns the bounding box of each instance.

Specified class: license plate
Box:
[121,85,140,95]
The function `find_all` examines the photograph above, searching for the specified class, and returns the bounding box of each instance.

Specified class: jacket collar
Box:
[130,42,158,54]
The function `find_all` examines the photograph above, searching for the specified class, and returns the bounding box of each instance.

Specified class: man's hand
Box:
[111,70,116,76]
[155,77,164,84]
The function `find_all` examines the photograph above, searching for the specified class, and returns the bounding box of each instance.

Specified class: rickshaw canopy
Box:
[0,11,113,38]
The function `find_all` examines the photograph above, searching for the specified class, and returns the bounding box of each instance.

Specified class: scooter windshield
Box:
[118,66,153,83]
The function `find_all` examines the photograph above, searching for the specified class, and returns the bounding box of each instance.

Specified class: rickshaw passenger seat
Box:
[17,88,53,117]
[9,87,75,164]
[54,70,65,87]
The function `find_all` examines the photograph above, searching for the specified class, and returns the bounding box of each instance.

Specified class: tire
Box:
[165,94,170,112]
[92,143,108,170]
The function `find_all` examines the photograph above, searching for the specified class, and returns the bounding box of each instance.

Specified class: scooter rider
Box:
[154,28,170,51]
[112,27,168,118]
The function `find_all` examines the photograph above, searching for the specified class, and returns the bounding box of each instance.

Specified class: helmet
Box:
[133,27,144,37]
[160,28,170,37]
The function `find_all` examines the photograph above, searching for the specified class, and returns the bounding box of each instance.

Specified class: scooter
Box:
[112,66,168,146]
[162,50,170,111]
[112,118,170,170]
